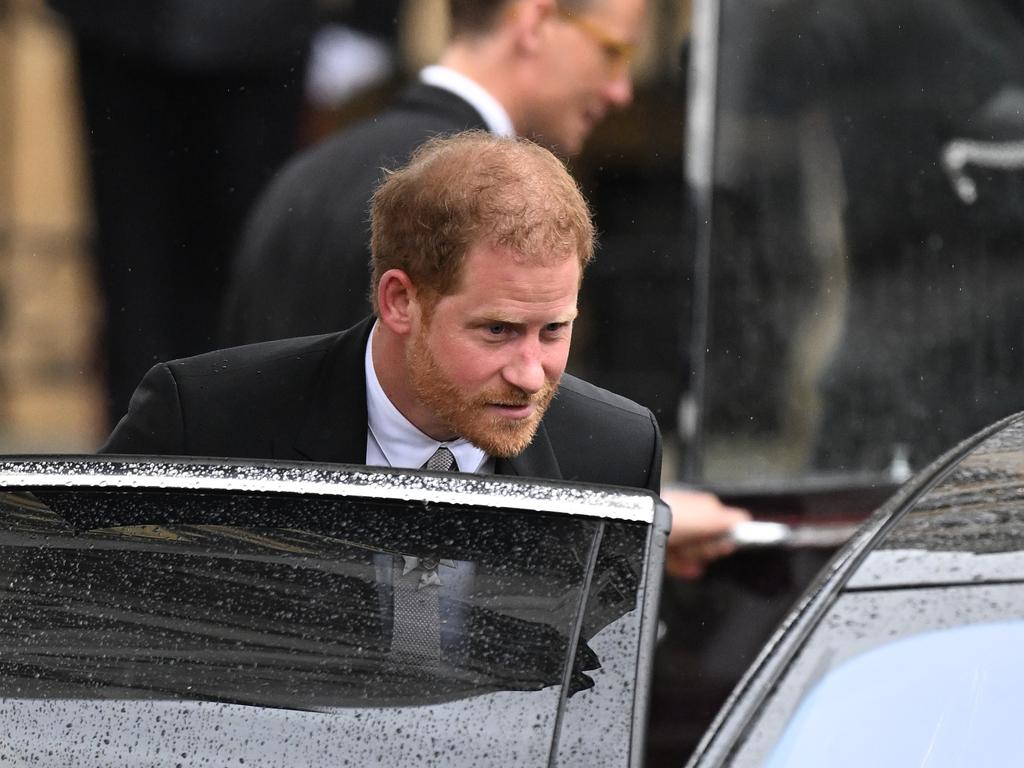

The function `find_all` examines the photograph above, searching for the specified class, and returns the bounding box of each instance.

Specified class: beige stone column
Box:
[0,0,103,452]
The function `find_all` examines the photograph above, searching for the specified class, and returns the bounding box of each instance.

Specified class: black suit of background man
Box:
[221,84,488,346]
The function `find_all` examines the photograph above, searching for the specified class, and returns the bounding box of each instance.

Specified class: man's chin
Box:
[461,414,544,458]
[526,126,583,159]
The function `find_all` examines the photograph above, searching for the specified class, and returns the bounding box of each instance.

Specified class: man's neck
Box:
[366,325,488,472]
[371,323,453,443]
[437,44,527,135]
[420,65,515,137]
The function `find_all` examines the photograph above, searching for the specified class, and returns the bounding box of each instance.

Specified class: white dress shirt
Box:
[419,65,516,138]
[364,325,491,472]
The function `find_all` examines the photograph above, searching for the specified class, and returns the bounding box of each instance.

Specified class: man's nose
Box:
[605,69,634,109]
[502,342,546,395]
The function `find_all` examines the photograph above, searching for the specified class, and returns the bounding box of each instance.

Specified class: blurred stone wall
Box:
[0,0,103,453]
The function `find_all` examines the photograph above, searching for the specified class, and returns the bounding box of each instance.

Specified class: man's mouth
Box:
[489,402,535,420]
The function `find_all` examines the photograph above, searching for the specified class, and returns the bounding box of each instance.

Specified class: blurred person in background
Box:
[220,0,644,347]
[48,0,316,427]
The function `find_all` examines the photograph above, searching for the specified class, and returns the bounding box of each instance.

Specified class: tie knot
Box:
[423,446,457,472]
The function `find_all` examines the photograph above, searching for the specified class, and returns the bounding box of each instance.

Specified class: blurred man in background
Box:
[220,0,644,345]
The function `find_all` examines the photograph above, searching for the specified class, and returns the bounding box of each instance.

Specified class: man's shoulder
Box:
[165,319,373,400]
[165,331,346,381]
[551,374,655,423]
[542,374,661,491]
[102,320,373,459]
[275,83,487,191]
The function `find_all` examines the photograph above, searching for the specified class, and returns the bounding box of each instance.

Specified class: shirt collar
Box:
[419,65,516,137]
[364,324,488,472]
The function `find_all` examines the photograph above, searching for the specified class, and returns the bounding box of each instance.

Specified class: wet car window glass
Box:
[557,613,640,767]
[0,488,650,766]
[724,584,1024,765]
[687,0,1024,484]
[851,418,1024,588]
[760,621,1024,767]
[557,546,648,768]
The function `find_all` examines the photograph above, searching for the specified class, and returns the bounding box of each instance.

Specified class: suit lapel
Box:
[495,421,562,481]
[292,318,375,464]
[397,82,490,131]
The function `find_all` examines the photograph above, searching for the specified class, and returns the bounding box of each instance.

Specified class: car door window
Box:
[0,486,652,766]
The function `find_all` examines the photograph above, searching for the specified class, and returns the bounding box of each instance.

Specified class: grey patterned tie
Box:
[423,445,457,472]
[390,446,459,664]
[390,555,443,665]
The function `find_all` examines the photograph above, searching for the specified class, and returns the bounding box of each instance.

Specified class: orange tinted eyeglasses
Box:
[555,6,636,72]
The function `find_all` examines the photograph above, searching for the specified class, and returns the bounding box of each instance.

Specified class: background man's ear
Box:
[507,0,557,54]
[376,269,420,335]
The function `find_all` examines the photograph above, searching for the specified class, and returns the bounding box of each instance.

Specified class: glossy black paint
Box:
[686,411,1024,767]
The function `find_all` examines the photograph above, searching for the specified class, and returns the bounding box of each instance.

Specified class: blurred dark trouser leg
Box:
[75,39,306,428]
[75,38,186,427]
[179,52,307,362]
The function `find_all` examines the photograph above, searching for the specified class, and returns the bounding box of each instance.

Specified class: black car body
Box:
[688,411,1024,766]
[0,456,669,767]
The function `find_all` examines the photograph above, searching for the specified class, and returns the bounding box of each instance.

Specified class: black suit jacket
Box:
[220,83,489,346]
[102,318,662,494]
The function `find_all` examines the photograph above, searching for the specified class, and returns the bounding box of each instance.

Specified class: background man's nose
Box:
[605,71,634,108]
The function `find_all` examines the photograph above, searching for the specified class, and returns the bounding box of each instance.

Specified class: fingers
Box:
[663,489,751,545]
[661,487,752,580]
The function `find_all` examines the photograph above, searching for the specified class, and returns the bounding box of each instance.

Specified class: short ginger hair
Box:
[369,131,594,313]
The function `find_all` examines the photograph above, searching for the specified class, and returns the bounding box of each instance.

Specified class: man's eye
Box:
[487,324,506,335]
[545,322,568,333]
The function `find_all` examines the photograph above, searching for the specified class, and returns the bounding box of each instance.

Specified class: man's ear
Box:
[507,0,557,55]
[376,269,420,335]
